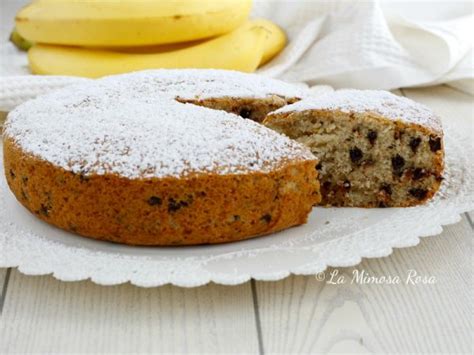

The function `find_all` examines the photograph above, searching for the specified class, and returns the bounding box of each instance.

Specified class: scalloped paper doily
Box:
[0,121,472,287]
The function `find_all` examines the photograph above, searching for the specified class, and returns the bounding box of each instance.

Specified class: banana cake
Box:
[3,69,320,246]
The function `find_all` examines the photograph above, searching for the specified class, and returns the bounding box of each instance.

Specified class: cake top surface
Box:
[4,70,314,179]
[101,69,310,100]
[273,89,442,133]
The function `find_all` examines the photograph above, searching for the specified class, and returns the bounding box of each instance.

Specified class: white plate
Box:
[1,122,473,287]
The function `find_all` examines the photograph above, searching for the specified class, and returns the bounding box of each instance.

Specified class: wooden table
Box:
[0,86,472,354]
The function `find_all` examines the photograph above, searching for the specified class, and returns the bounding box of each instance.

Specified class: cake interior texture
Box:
[178,95,298,122]
[264,110,444,207]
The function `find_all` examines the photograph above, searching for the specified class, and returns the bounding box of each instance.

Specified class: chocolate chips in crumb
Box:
[239,108,252,119]
[381,183,392,196]
[409,188,428,200]
[412,168,427,180]
[39,203,50,217]
[167,195,193,213]
[409,137,422,153]
[349,147,363,163]
[391,154,405,174]
[367,130,377,145]
[147,196,162,206]
[429,136,442,152]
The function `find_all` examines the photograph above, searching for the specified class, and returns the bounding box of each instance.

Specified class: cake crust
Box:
[4,137,319,245]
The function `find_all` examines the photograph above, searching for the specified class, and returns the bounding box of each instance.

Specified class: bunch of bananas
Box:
[12,0,286,78]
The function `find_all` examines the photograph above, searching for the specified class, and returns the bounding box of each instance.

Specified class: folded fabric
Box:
[255,0,473,93]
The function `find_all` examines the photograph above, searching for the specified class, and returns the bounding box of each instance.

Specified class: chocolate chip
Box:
[22,176,28,184]
[409,137,422,153]
[378,202,387,208]
[381,183,392,195]
[322,181,331,190]
[9,169,15,179]
[436,175,444,182]
[147,196,162,206]
[168,198,181,213]
[261,214,272,223]
[391,154,405,173]
[168,197,191,213]
[367,130,377,145]
[233,215,241,221]
[429,136,442,152]
[239,108,252,119]
[316,162,322,170]
[412,168,426,180]
[343,180,351,189]
[350,147,363,163]
[409,188,428,200]
[39,203,50,217]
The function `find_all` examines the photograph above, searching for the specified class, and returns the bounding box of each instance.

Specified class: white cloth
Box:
[0,0,473,112]
[255,0,473,93]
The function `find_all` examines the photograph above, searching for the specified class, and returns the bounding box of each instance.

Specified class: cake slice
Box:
[263,90,444,207]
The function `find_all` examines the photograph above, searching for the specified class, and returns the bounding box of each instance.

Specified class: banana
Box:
[9,27,33,51]
[16,0,252,47]
[243,19,287,65]
[28,25,267,77]
[99,19,286,62]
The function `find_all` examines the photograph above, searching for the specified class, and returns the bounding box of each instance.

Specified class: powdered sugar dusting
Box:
[273,89,442,133]
[101,69,310,101]
[4,70,315,179]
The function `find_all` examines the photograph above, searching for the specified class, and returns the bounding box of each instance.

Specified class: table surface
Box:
[0,85,473,354]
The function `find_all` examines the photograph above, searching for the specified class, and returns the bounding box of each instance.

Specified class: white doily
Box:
[0,121,472,287]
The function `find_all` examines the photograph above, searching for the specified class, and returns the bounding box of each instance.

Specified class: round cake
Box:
[3,69,320,246]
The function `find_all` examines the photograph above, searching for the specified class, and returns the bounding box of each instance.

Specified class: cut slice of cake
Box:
[263,90,444,207]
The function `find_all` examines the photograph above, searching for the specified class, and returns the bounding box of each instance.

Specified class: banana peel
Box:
[9,28,33,51]
[29,25,267,77]
[28,20,287,78]
[16,0,252,47]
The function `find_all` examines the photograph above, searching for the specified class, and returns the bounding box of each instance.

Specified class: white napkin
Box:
[0,0,472,112]
[255,0,473,93]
